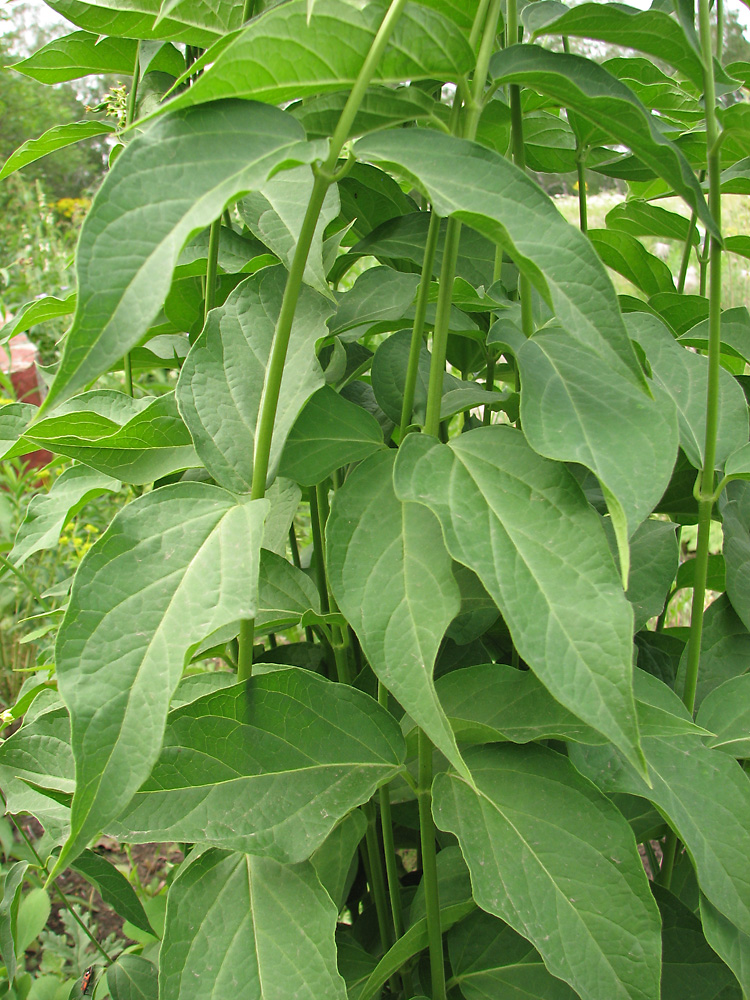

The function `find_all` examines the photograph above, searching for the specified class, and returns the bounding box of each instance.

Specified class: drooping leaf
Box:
[44,0,230,45]
[238,166,339,296]
[434,744,662,1000]
[675,594,750,707]
[0,862,28,982]
[52,484,269,873]
[0,122,117,182]
[530,1,733,93]
[254,548,321,635]
[11,31,137,83]
[107,956,158,1000]
[155,0,474,112]
[355,129,647,389]
[654,886,743,1000]
[570,735,750,937]
[447,908,578,1000]
[495,324,678,539]
[394,427,646,774]
[720,484,750,634]
[589,228,676,296]
[606,200,700,244]
[310,810,367,910]
[699,895,750,998]
[290,86,439,141]
[696,673,750,759]
[11,466,119,567]
[278,386,384,487]
[327,450,466,778]
[176,267,333,493]
[112,670,404,862]
[329,266,420,340]
[69,851,153,936]
[24,391,197,485]
[160,848,347,1000]
[42,101,324,411]
[628,313,749,470]
[489,46,714,233]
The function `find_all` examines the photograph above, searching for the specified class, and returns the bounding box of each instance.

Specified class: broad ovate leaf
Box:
[112,669,404,863]
[394,427,646,775]
[355,128,647,389]
[176,266,333,493]
[158,0,473,112]
[52,483,269,873]
[160,848,346,1000]
[42,100,323,411]
[434,744,662,1000]
[327,450,467,778]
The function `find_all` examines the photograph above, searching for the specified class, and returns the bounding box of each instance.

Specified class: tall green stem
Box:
[235,0,410,671]
[508,52,534,338]
[576,155,588,233]
[418,730,445,1000]
[662,0,723,891]
[204,216,221,321]
[121,41,141,393]
[309,485,331,615]
[677,211,698,294]
[377,683,407,946]
[399,210,440,438]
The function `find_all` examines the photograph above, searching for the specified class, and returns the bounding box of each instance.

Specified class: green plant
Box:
[2,0,750,998]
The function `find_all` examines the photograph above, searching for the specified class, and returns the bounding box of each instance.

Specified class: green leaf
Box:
[355,129,647,389]
[530,1,733,92]
[156,0,473,112]
[429,662,708,747]
[160,848,346,1000]
[720,485,750,634]
[489,46,714,234]
[26,391,199,485]
[680,306,750,366]
[154,0,241,34]
[254,548,321,635]
[261,478,303,556]
[699,895,750,998]
[654,886,743,1000]
[589,228,676,296]
[290,86,438,141]
[52,484,269,874]
[42,101,323,412]
[310,810,367,910]
[176,267,333,493]
[621,519,680,630]
[570,735,750,937]
[11,31,136,83]
[329,267,420,340]
[14,887,50,957]
[394,427,646,774]
[112,669,404,862]
[0,294,76,344]
[606,200,700,244]
[238,166,339,297]
[44,0,229,45]
[676,594,750,707]
[174,227,268,279]
[107,956,157,1000]
[447,908,578,1000]
[434,744,662,1000]
[696,674,750,758]
[495,324,679,539]
[279,386,384,487]
[327,450,466,778]
[0,404,40,461]
[69,851,153,937]
[0,122,117,182]
[11,467,120,567]
[0,862,28,982]
[628,313,749,470]
[338,211,497,288]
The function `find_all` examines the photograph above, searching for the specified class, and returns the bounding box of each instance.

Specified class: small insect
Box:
[81,967,95,996]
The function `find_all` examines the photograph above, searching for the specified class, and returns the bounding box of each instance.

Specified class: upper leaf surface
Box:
[355,129,646,388]
[44,0,230,45]
[42,101,322,411]
[176,267,333,493]
[112,669,405,863]
[54,483,269,872]
[160,848,346,1000]
[327,450,466,777]
[394,427,645,774]
[490,46,715,236]
[11,30,137,83]
[434,744,662,1000]
[156,0,474,112]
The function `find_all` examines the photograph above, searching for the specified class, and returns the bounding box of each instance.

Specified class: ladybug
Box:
[81,968,95,996]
